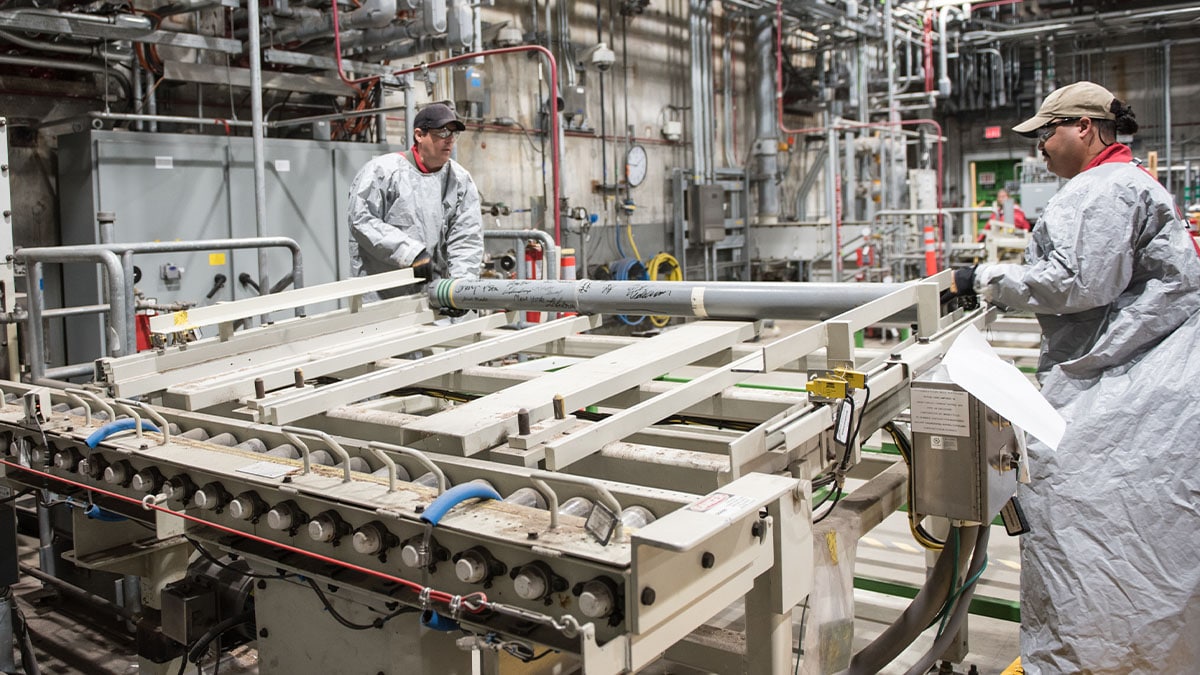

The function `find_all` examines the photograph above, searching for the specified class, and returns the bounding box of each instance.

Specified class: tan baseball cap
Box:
[1012,81,1117,136]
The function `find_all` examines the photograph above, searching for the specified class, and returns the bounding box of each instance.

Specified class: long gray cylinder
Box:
[430,279,916,322]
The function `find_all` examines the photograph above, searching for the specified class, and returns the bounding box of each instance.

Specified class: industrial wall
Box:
[944,42,1200,211]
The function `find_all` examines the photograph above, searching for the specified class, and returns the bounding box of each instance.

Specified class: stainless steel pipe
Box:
[431,279,917,322]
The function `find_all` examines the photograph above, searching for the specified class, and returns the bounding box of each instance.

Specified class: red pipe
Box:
[1,458,487,613]
[923,11,934,93]
[330,0,375,87]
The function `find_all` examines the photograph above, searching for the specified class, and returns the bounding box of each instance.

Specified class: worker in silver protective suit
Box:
[348,102,483,303]
[945,81,1200,673]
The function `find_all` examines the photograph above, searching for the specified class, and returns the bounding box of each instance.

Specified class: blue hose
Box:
[610,257,648,326]
[420,482,501,526]
[85,419,161,448]
[420,610,460,632]
[84,504,127,522]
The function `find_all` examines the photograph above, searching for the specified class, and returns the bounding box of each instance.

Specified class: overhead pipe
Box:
[689,0,705,181]
[430,278,918,323]
[962,3,1200,43]
[752,11,779,224]
[0,28,123,60]
[4,8,152,30]
[776,2,947,269]
[0,54,131,104]
[246,0,271,329]
[936,5,954,98]
[721,20,736,168]
[272,0,397,45]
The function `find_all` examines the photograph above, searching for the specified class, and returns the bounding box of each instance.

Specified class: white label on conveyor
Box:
[690,287,708,318]
[911,388,970,437]
[236,461,293,479]
[155,156,173,170]
[689,492,756,520]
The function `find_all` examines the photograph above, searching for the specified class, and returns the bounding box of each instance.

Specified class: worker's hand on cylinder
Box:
[410,250,433,282]
[940,265,979,310]
[952,266,976,296]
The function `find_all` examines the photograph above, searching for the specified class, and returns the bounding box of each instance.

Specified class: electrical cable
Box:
[812,487,841,523]
[793,596,810,675]
[815,384,872,524]
[303,577,415,631]
[185,536,289,580]
[177,611,254,675]
[884,421,945,550]
[902,526,991,675]
[12,594,39,675]
[0,489,33,506]
[571,407,757,432]
[846,526,980,675]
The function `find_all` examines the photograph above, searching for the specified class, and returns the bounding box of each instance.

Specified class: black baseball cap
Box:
[413,103,466,131]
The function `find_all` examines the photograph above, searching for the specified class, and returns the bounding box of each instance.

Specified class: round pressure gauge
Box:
[625,145,648,188]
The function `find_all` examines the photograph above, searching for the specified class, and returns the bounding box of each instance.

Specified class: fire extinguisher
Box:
[524,241,544,323]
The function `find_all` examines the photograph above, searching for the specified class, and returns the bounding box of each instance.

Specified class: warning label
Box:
[911,387,971,437]
[689,492,757,520]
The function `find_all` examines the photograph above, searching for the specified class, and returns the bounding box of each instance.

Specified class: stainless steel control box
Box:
[910,367,1019,523]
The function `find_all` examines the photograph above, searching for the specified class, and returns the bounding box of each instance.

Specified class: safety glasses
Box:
[1036,118,1079,143]
[423,128,462,140]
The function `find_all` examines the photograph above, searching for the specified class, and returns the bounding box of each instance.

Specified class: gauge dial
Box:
[625,145,648,188]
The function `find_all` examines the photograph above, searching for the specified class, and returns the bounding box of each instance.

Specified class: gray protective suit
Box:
[976,159,1200,673]
[348,152,483,298]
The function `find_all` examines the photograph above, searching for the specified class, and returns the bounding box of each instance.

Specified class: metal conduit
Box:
[0,54,131,103]
[15,238,303,385]
[482,230,560,281]
[431,279,917,323]
[18,251,127,385]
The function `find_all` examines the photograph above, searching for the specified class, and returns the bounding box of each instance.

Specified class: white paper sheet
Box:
[942,324,1064,451]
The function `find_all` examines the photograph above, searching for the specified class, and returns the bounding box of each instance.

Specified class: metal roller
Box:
[430,279,917,322]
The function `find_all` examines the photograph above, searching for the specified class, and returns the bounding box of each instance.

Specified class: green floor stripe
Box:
[854,575,1021,623]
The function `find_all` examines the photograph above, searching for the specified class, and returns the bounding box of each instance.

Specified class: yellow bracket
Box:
[805,377,849,400]
[833,367,867,389]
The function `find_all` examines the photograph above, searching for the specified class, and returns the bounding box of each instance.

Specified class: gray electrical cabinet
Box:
[909,366,1020,524]
[56,130,397,366]
[688,183,725,244]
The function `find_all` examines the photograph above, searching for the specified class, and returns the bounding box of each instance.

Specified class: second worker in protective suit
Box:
[348,102,483,303]
[945,81,1200,674]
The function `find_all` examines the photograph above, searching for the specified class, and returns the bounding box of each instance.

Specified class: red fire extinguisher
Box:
[524,241,544,323]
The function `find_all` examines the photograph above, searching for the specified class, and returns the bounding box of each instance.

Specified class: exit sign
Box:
[984,126,1003,140]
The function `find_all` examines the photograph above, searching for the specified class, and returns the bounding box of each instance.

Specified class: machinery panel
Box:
[689,184,726,244]
[909,367,1019,523]
[55,131,397,364]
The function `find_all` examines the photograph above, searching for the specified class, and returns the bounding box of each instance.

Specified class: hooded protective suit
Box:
[975,151,1200,674]
[348,152,483,299]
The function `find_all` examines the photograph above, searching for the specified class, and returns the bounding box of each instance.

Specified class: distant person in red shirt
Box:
[993,189,1031,230]
[977,188,1031,241]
